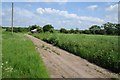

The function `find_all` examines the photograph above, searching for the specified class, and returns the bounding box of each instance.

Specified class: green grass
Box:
[0,28,2,79]
[2,31,50,78]
[31,32,120,73]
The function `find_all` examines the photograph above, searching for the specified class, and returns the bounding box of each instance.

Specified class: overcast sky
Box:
[2,1,119,30]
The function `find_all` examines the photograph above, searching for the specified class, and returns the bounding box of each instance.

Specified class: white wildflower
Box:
[5,61,8,64]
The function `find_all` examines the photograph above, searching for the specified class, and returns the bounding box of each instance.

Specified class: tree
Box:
[115,24,120,35]
[60,28,68,33]
[49,28,54,33]
[75,28,79,34]
[69,29,75,33]
[89,25,101,34]
[43,24,54,32]
[102,22,116,35]
[82,30,91,34]
[29,25,40,31]
[6,27,11,32]
[37,27,43,33]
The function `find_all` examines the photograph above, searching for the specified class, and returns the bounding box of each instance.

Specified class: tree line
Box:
[3,24,54,33]
[60,22,120,35]
[3,22,120,35]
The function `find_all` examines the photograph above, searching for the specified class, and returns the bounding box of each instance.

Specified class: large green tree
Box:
[43,24,54,32]
[102,22,116,35]
[60,28,68,33]
[89,25,101,34]
[115,24,120,35]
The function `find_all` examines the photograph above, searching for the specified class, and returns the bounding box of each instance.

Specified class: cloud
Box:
[2,6,104,30]
[14,7,37,18]
[106,4,118,12]
[2,7,42,27]
[36,8,104,24]
[36,8,79,19]
[2,0,120,2]
[27,0,42,2]
[105,15,118,23]
[26,4,32,7]
[105,4,118,23]
[43,0,68,2]
[87,5,98,10]
[79,16,104,23]
[0,9,5,16]
[2,12,5,16]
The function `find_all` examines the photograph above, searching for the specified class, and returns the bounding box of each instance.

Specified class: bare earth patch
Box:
[26,34,119,79]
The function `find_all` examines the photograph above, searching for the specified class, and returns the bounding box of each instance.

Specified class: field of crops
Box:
[31,32,120,73]
[2,31,49,78]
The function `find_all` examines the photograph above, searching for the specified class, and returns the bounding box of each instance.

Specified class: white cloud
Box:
[0,9,5,16]
[27,0,41,2]
[2,0,120,2]
[11,0,68,2]
[79,16,104,23]
[2,7,42,27]
[26,4,32,7]
[2,7,105,30]
[36,8,79,19]
[36,8,104,24]
[2,12,5,16]
[43,0,54,2]
[87,5,98,10]
[105,15,118,23]
[43,0,68,2]
[14,7,37,18]
[106,4,118,12]
[105,4,118,23]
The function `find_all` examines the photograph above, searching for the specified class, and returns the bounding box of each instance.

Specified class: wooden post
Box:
[11,2,14,34]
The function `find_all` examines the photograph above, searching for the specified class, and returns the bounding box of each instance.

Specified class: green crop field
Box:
[2,31,49,78]
[31,32,120,73]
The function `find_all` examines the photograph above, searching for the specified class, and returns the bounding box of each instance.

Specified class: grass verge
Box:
[2,31,50,78]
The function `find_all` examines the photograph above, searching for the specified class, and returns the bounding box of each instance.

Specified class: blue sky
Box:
[2,1,118,29]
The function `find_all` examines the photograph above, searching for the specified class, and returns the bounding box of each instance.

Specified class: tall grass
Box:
[2,32,49,78]
[0,28,2,79]
[32,33,120,73]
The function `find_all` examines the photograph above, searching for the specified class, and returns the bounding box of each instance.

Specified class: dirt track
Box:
[26,34,119,78]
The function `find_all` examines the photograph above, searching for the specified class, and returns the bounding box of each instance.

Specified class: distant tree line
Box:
[60,22,120,35]
[3,22,120,35]
[3,24,54,33]
[3,27,29,32]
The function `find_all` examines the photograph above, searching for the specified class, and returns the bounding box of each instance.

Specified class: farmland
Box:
[31,32,120,73]
[2,31,49,78]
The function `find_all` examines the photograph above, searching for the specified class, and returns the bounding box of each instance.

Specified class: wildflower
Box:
[5,61,8,64]
[5,68,9,71]
[111,50,114,52]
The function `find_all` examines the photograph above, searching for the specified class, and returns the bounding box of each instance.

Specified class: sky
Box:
[1,1,119,30]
